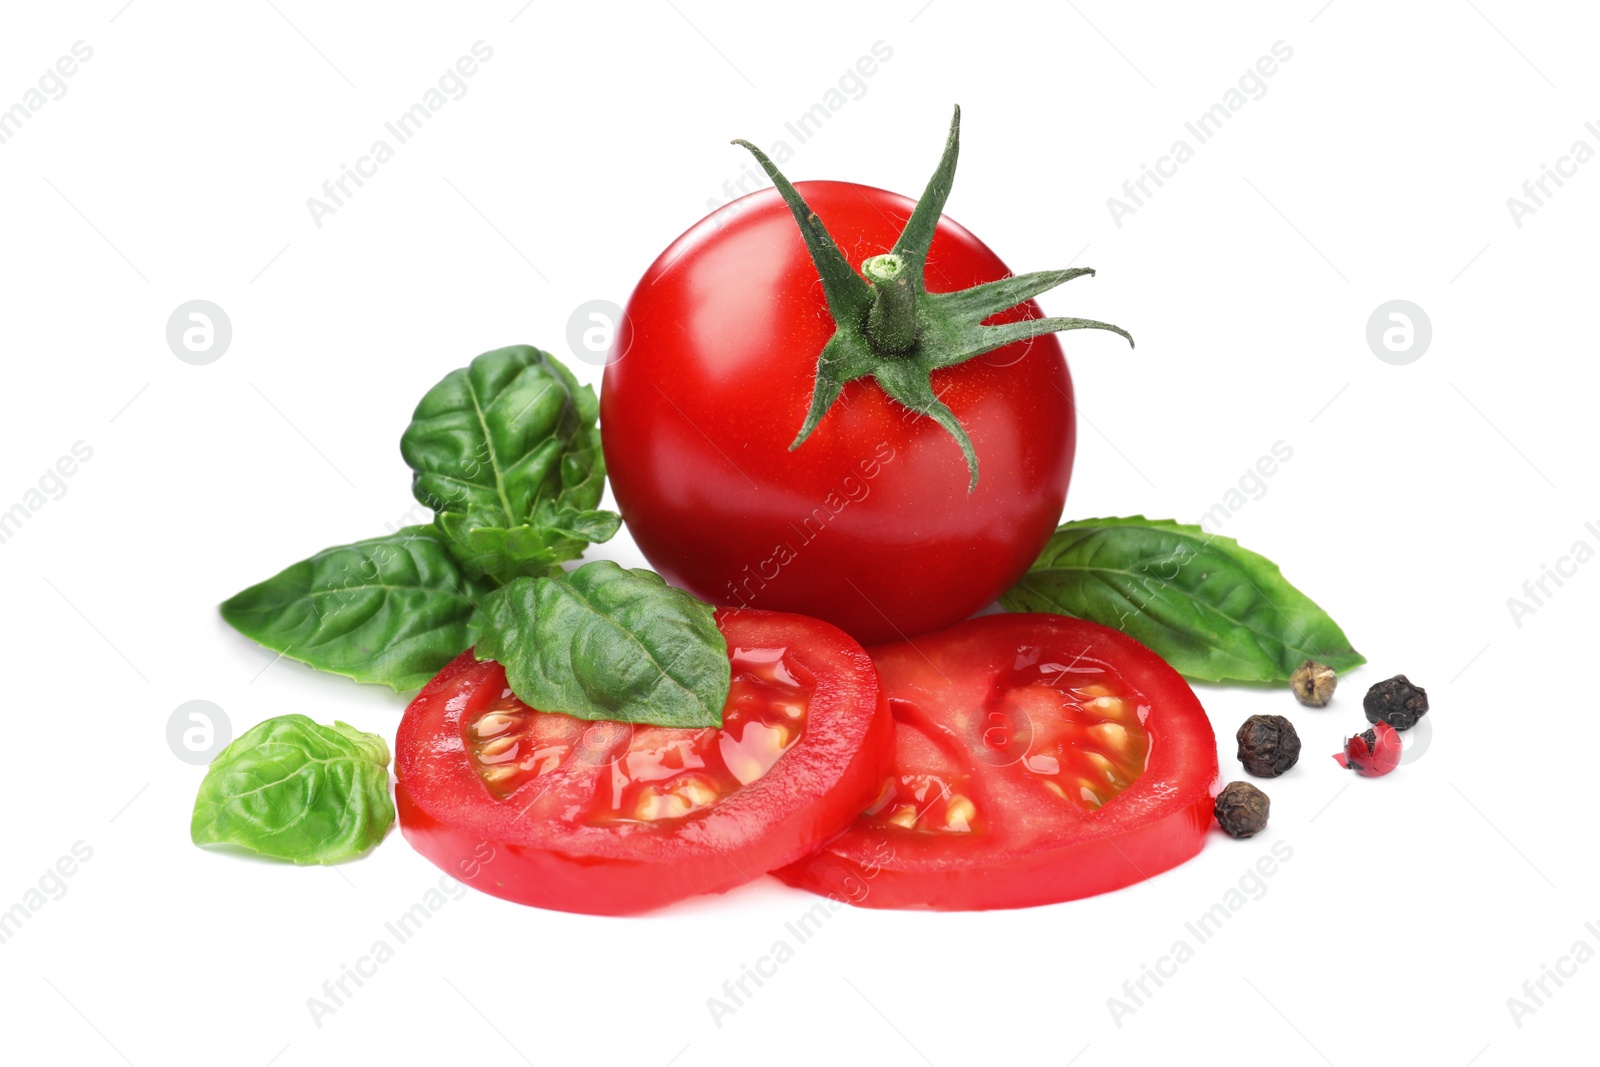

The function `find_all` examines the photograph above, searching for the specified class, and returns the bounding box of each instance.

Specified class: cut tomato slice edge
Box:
[394,608,893,915]
[775,613,1220,910]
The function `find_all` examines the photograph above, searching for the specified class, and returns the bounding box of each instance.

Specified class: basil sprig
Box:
[221,345,622,692]
[191,715,394,865]
[476,562,730,729]
[1000,517,1364,684]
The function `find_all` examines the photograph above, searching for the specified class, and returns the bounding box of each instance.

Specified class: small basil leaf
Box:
[534,503,624,545]
[400,346,618,578]
[475,561,729,728]
[219,526,491,691]
[436,512,563,579]
[435,503,622,584]
[190,715,394,865]
[1000,516,1365,684]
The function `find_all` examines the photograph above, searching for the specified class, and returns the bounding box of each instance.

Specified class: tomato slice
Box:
[395,608,892,915]
[776,613,1219,910]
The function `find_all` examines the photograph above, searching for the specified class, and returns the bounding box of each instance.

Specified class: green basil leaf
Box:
[534,503,625,545]
[999,516,1365,683]
[400,345,618,578]
[220,526,491,691]
[475,561,729,728]
[191,715,394,865]
[436,502,623,584]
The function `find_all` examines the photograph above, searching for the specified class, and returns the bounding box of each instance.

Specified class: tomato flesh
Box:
[467,646,808,819]
[395,609,892,915]
[776,613,1219,910]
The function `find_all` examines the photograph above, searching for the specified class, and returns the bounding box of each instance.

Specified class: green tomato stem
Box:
[861,254,919,355]
[733,106,1132,490]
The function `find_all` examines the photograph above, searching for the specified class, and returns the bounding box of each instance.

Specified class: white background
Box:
[1,2,1595,1064]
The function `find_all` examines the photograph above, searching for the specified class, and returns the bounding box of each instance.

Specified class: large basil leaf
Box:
[219,526,491,691]
[191,715,394,864]
[475,562,729,728]
[1000,516,1364,683]
[400,345,618,581]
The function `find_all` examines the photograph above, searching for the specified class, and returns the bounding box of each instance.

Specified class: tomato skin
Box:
[601,181,1074,644]
[394,609,892,915]
[776,614,1219,910]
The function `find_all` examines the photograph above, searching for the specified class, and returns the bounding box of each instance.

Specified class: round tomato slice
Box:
[776,613,1219,910]
[395,608,892,915]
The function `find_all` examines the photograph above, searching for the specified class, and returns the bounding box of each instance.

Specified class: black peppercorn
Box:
[1214,781,1269,838]
[1235,714,1301,777]
[1364,674,1428,730]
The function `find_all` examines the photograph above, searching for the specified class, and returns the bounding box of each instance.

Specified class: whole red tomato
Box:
[601,111,1126,643]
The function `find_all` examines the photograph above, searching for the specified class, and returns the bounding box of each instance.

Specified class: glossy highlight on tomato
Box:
[395,609,892,914]
[777,613,1219,910]
[601,181,1076,644]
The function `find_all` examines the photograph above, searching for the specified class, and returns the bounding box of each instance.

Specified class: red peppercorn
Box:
[1334,722,1402,777]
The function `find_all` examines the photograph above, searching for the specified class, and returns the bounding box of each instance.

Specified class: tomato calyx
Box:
[731,104,1132,490]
